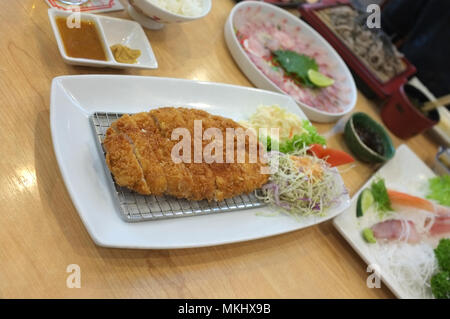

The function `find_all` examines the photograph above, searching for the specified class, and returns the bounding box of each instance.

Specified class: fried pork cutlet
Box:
[102,107,269,201]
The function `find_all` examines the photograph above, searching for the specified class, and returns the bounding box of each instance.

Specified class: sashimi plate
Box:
[50,75,350,249]
[333,144,439,298]
[224,1,356,123]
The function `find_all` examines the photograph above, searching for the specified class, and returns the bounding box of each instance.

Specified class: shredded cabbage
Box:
[240,105,326,153]
[240,105,306,141]
[256,148,344,217]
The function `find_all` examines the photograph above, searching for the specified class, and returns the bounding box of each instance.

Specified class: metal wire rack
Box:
[90,112,266,222]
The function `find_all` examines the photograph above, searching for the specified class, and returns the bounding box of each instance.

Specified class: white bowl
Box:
[224,1,357,123]
[128,0,212,30]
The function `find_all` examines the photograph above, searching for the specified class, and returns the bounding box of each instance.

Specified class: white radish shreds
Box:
[149,0,203,17]
[370,242,438,298]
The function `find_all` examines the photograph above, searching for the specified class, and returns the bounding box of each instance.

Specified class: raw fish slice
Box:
[434,204,450,217]
[387,189,450,217]
[430,215,450,236]
[371,219,421,244]
[387,189,435,212]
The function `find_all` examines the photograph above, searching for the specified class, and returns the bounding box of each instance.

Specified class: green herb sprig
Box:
[370,178,392,215]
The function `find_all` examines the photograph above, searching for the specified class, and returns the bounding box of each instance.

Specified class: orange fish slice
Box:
[387,189,435,213]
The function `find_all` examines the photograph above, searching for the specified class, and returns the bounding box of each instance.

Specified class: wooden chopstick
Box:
[422,94,450,112]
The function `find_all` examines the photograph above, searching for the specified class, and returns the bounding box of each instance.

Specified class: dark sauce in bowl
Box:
[354,121,385,155]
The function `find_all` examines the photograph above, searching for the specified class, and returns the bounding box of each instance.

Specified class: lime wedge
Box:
[307,69,334,87]
[356,189,374,218]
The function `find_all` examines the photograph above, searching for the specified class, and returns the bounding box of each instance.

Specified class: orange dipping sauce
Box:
[56,17,107,61]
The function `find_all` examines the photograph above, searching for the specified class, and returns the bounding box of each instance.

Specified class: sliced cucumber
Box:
[356,189,374,217]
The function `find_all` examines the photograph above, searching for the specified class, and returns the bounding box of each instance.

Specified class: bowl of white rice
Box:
[128,0,212,30]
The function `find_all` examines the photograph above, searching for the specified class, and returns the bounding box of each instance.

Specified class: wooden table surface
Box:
[0,0,440,298]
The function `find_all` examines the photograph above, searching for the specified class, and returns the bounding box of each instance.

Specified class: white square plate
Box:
[48,9,157,69]
[50,75,350,249]
[333,144,437,298]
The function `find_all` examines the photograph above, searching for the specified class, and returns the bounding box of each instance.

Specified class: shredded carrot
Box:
[290,155,323,179]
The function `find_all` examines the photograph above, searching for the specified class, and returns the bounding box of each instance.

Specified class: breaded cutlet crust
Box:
[103,107,269,201]
[103,128,151,195]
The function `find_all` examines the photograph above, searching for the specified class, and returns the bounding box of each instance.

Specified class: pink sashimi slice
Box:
[272,30,295,49]
[430,215,450,236]
[244,36,270,58]
[371,219,421,244]
[434,204,450,217]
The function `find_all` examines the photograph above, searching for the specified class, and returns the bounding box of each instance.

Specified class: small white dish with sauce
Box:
[48,8,158,69]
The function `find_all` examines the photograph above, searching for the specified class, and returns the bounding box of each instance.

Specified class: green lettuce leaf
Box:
[262,120,326,153]
[427,176,450,206]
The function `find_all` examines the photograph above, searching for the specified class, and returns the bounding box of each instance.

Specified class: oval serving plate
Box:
[224,1,357,123]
